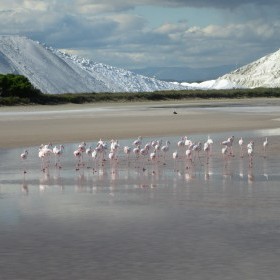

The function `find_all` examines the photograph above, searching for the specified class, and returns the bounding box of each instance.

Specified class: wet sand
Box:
[0,98,280,149]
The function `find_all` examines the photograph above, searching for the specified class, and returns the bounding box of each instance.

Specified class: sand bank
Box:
[0,98,280,148]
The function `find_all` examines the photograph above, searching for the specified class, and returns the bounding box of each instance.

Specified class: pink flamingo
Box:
[133,136,142,146]
[177,136,186,158]
[161,140,170,165]
[185,148,192,169]
[192,142,202,164]
[39,145,53,171]
[53,145,64,168]
[221,136,234,156]
[123,146,132,163]
[139,146,149,171]
[133,145,141,159]
[150,149,157,173]
[74,148,82,170]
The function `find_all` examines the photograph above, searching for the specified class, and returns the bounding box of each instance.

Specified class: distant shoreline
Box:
[0,98,280,149]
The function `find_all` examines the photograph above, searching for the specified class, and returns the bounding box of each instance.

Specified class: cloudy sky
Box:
[1,0,280,70]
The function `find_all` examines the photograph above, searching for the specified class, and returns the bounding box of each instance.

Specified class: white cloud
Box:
[0,0,280,70]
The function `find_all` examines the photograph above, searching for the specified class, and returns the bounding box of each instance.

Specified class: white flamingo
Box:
[185,148,192,169]
[222,146,229,164]
[238,137,244,158]
[172,150,179,170]
[247,141,254,168]
[53,145,64,168]
[20,150,28,173]
[161,140,170,164]
[91,148,99,170]
[150,149,158,173]
[108,150,116,162]
[206,135,214,155]
[184,136,191,146]
[263,137,268,158]
[221,136,234,156]
[85,146,93,168]
[176,136,186,158]
[203,142,210,164]
[39,144,53,171]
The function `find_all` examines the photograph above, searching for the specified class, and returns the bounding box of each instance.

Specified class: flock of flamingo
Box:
[20,135,269,175]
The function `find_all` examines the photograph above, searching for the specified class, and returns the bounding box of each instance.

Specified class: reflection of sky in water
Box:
[0,129,280,280]
[200,106,280,114]
[0,107,114,117]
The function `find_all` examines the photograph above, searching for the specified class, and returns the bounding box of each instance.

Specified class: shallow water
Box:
[1,130,280,280]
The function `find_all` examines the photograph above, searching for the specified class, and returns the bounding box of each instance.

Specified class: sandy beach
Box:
[1,98,280,149]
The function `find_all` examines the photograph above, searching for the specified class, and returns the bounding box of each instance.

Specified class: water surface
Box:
[0,130,280,280]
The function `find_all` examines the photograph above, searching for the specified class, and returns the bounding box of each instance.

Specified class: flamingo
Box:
[139,146,149,170]
[53,145,64,168]
[133,136,142,146]
[206,135,214,155]
[185,148,192,169]
[144,142,152,151]
[108,150,116,162]
[184,137,192,147]
[85,146,93,168]
[161,140,170,164]
[133,145,141,158]
[95,143,106,165]
[123,146,132,162]
[110,139,120,154]
[238,137,244,158]
[39,145,53,171]
[177,136,186,158]
[221,136,234,156]
[77,142,86,166]
[91,148,99,170]
[150,149,157,161]
[192,142,202,164]
[20,150,28,173]
[172,150,179,170]
[263,137,268,158]
[73,148,82,170]
[133,145,141,167]
[203,142,210,164]
[247,141,254,168]
[222,146,230,164]
[96,139,107,162]
[149,149,158,173]
[153,139,162,158]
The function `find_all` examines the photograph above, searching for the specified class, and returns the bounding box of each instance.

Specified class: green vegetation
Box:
[1,74,280,106]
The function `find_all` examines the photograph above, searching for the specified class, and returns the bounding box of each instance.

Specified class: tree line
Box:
[0,74,280,106]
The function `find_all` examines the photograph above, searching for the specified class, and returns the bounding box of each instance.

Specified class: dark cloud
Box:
[141,0,280,9]
[0,0,280,70]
